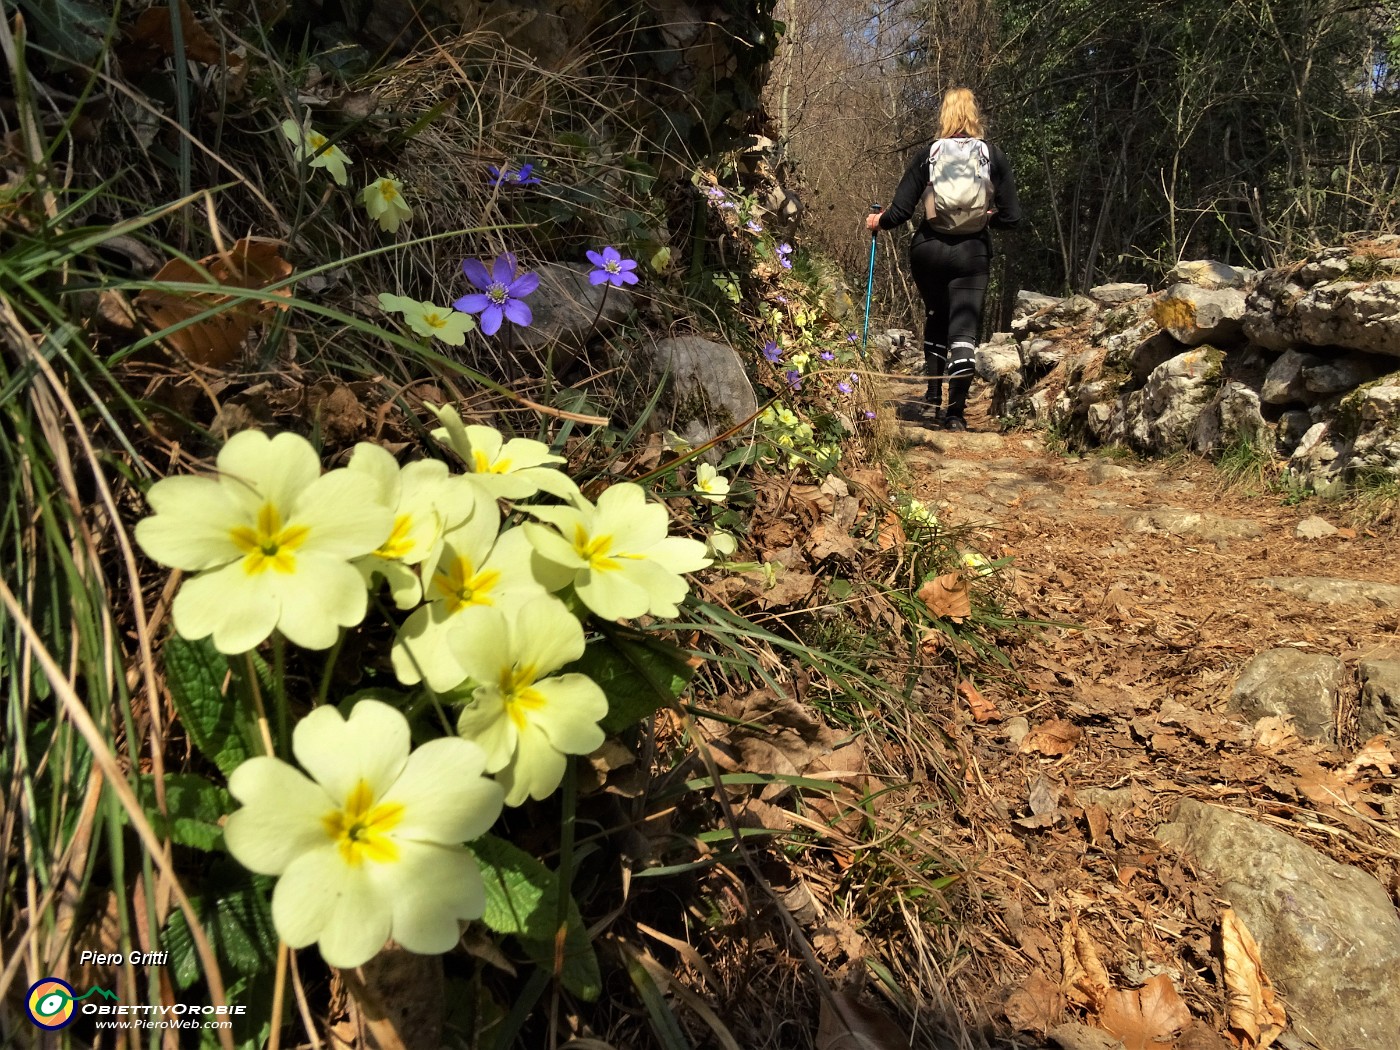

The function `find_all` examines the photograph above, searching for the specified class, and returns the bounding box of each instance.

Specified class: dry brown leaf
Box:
[1221,909,1285,1049]
[876,510,906,551]
[1061,922,1111,1008]
[1020,718,1082,757]
[815,989,907,1050]
[1095,975,1191,1050]
[1016,774,1062,829]
[1251,716,1297,753]
[1084,803,1110,847]
[1004,972,1067,1034]
[1342,735,1397,781]
[918,571,971,621]
[135,238,293,368]
[124,1,228,67]
[958,679,1001,723]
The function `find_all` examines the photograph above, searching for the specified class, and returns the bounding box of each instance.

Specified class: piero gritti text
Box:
[79,950,169,966]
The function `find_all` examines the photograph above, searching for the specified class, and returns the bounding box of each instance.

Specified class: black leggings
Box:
[909,234,989,419]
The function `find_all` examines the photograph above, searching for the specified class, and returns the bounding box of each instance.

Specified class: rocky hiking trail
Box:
[886,375,1400,1050]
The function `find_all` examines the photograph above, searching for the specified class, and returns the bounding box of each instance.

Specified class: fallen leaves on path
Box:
[917,571,971,621]
[959,679,1001,722]
[1220,909,1285,1049]
[1061,922,1192,1049]
[1020,718,1082,757]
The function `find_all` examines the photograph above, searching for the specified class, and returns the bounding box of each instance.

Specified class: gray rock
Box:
[1085,461,1138,485]
[1014,294,1098,335]
[1253,576,1400,607]
[508,262,632,364]
[1089,282,1148,304]
[1347,383,1400,481]
[1189,381,1267,454]
[1127,331,1186,383]
[641,336,757,452]
[1014,289,1062,319]
[1128,348,1226,452]
[1255,276,1400,359]
[1156,799,1400,1050]
[1286,422,1350,496]
[1301,354,1389,395]
[1122,507,1263,545]
[975,340,1025,416]
[1152,285,1247,347]
[1261,349,1327,405]
[1358,659,1400,739]
[1294,515,1338,539]
[1230,648,1343,741]
[1024,337,1063,370]
[1167,259,1250,289]
[1276,409,1313,453]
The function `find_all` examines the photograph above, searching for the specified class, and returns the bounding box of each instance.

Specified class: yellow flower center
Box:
[433,555,502,614]
[380,181,398,202]
[499,664,546,731]
[229,503,310,576]
[471,450,513,474]
[573,524,620,572]
[423,310,449,330]
[375,514,416,560]
[308,131,327,150]
[322,779,404,866]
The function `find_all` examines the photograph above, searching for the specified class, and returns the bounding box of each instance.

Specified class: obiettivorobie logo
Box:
[25,978,118,1030]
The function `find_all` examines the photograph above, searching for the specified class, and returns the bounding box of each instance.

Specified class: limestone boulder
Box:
[1189,381,1267,454]
[1125,347,1225,453]
[639,336,757,453]
[1260,348,1326,406]
[1151,284,1247,347]
[975,335,1024,416]
[1013,294,1097,335]
[1166,259,1251,289]
[506,263,633,366]
[1156,800,1400,1050]
[1088,282,1147,305]
[1358,659,1400,740]
[1013,289,1061,320]
[1346,382,1400,480]
[1229,648,1343,742]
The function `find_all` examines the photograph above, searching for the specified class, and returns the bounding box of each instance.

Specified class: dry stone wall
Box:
[978,238,1400,495]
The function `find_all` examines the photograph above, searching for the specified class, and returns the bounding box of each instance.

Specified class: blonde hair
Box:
[938,87,984,139]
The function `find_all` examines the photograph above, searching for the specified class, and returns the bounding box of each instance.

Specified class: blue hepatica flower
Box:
[849,372,859,385]
[847,332,859,343]
[762,340,782,363]
[776,243,793,269]
[454,253,539,336]
[820,350,835,362]
[864,410,877,420]
[586,245,639,287]
[745,218,763,234]
[488,163,540,187]
[706,186,726,203]
[785,369,802,390]
[837,381,852,394]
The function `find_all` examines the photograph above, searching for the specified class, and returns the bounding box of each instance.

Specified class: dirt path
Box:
[890,377,1400,1049]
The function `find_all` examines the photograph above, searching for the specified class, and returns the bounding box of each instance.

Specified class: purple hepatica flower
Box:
[849,372,859,385]
[774,295,788,304]
[863,410,877,420]
[488,163,540,187]
[586,246,639,287]
[706,186,726,202]
[762,340,782,363]
[454,253,539,336]
[847,332,859,343]
[819,350,835,362]
[785,369,802,390]
[837,381,852,394]
[745,218,763,234]
[776,243,793,269]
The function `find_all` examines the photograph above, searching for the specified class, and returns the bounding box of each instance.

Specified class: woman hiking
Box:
[867,87,1021,430]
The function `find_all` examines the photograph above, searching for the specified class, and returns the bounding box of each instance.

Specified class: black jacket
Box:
[878,138,1021,249]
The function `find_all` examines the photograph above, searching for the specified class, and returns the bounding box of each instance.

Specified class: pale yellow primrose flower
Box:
[134,431,393,653]
[362,175,412,233]
[961,551,995,576]
[523,482,711,620]
[428,405,579,501]
[347,444,476,610]
[391,507,557,692]
[378,294,477,346]
[224,700,504,969]
[693,463,730,503]
[451,597,607,806]
[280,118,352,186]
[707,531,738,558]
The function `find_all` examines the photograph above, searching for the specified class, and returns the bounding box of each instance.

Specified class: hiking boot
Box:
[943,415,968,432]
[928,406,947,428]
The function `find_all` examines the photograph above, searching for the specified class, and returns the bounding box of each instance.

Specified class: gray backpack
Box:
[922,137,993,234]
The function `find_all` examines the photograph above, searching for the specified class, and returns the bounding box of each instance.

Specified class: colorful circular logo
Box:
[26,978,77,1030]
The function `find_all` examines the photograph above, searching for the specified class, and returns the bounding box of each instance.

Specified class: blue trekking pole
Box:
[861,204,881,358]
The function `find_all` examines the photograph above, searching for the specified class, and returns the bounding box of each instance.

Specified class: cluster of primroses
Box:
[135,407,711,969]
